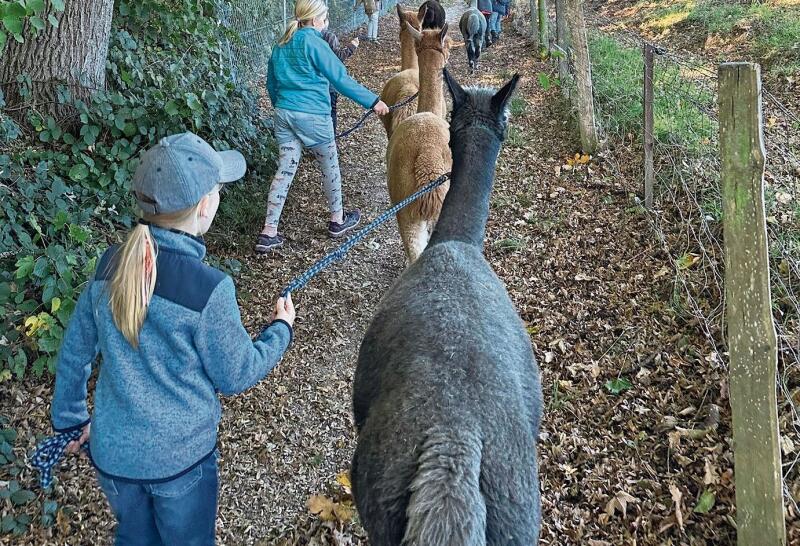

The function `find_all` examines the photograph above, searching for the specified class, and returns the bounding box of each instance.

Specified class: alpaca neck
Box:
[416,52,445,115]
[469,0,478,8]
[429,128,502,248]
[400,33,419,70]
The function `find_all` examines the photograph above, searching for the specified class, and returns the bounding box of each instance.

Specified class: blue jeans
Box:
[97,452,218,546]
[273,107,335,148]
[489,12,503,35]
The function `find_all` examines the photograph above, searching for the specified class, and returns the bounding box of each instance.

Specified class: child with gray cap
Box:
[50,132,295,545]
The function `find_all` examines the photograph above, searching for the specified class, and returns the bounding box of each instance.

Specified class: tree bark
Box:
[529,0,539,45]
[555,0,571,96]
[538,0,548,57]
[565,0,598,153]
[0,0,114,121]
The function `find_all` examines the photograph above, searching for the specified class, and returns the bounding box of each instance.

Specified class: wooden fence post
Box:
[564,0,598,153]
[719,62,786,546]
[643,43,655,209]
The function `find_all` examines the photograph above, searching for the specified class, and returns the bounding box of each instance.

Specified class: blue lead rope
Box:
[31,428,88,489]
[335,92,418,140]
[281,172,450,297]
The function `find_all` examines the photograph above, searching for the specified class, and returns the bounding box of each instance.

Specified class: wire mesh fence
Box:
[215,0,400,91]
[564,14,800,507]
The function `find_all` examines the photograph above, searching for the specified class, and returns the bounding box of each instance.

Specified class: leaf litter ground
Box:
[3,3,797,545]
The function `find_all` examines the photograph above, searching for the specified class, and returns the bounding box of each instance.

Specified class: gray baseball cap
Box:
[132,132,247,215]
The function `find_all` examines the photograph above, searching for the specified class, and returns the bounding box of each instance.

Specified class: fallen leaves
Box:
[669,484,684,531]
[307,495,356,524]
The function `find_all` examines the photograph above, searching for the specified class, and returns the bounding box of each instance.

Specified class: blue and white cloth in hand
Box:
[30,429,88,489]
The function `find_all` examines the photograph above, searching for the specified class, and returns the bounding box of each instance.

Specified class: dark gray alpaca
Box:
[460,0,487,73]
[419,0,446,29]
[352,69,542,546]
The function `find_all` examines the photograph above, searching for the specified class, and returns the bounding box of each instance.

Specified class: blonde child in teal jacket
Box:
[258,0,389,253]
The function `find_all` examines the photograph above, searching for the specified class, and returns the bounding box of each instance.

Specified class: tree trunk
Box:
[538,0,548,57]
[529,0,539,45]
[0,0,114,121]
[565,0,598,153]
[555,0,571,96]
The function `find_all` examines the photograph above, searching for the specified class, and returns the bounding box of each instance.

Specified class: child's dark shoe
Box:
[328,210,361,238]
[255,233,285,253]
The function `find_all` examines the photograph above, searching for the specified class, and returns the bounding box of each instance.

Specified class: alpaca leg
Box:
[407,221,430,262]
[397,211,416,265]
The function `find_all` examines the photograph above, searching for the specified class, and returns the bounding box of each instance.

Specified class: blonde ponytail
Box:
[278,0,328,45]
[108,223,157,348]
[108,203,203,348]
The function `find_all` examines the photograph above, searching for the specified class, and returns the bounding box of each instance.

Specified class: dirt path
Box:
[2,3,761,545]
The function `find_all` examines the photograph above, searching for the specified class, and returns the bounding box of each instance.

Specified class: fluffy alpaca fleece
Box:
[380,5,425,140]
[385,25,451,262]
[352,70,542,546]
[419,0,446,29]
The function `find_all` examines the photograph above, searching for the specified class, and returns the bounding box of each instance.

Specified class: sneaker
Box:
[255,233,284,254]
[328,210,361,238]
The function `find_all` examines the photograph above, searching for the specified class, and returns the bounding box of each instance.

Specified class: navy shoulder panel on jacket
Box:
[95,246,226,313]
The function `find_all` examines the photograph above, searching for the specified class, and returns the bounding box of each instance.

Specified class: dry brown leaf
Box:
[604,490,638,519]
[308,495,338,522]
[704,458,719,485]
[669,484,684,531]
[336,470,353,494]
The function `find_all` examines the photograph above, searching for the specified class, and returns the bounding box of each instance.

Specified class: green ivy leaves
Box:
[0,0,65,48]
[0,0,273,384]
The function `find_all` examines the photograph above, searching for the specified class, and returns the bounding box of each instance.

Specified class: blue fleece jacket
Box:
[51,226,292,482]
[267,27,379,115]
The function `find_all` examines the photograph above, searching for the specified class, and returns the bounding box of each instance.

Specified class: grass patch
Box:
[506,125,528,147]
[509,96,527,116]
[644,0,695,31]
[635,0,800,73]
[588,33,715,151]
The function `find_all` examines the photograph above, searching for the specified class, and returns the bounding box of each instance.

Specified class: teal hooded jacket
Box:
[267,27,379,115]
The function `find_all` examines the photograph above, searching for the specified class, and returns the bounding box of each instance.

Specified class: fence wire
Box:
[558,14,800,505]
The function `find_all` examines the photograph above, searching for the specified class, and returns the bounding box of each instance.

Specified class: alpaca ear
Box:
[417,4,428,26]
[439,22,449,46]
[406,20,423,41]
[397,4,405,24]
[491,73,521,114]
[443,67,467,108]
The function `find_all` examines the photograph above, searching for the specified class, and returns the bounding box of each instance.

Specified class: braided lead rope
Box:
[281,172,450,297]
[335,92,418,140]
[30,428,88,489]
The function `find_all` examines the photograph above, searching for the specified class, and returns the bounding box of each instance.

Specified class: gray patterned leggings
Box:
[263,139,343,232]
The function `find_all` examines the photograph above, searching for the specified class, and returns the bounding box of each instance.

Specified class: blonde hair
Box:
[108,204,203,348]
[278,0,328,45]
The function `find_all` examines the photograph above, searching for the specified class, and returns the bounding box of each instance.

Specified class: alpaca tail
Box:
[401,430,486,546]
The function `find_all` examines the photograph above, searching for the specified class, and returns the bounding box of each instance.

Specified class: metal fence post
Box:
[643,43,654,209]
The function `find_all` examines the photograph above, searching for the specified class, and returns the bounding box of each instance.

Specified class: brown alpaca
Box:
[386,24,452,263]
[379,4,427,140]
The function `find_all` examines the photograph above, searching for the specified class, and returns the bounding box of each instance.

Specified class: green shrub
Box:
[0,0,273,382]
